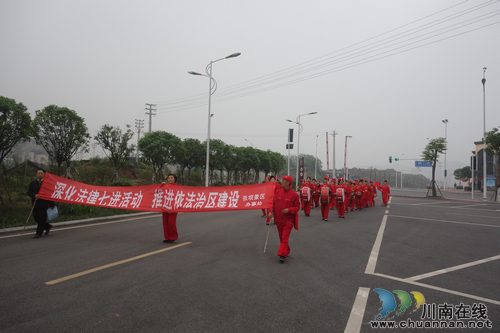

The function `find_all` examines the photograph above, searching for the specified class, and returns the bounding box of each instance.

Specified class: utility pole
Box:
[135,119,144,159]
[145,103,156,133]
[331,130,338,178]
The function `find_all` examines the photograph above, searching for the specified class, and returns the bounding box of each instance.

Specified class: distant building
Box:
[472,140,495,188]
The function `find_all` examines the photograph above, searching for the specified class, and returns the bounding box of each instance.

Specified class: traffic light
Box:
[389,156,392,163]
[395,158,399,161]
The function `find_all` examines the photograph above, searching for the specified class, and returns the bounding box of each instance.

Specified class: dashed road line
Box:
[45,242,192,285]
[365,214,388,275]
[344,287,370,333]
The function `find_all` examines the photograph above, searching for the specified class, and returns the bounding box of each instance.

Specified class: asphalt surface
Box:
[1,192,499,333]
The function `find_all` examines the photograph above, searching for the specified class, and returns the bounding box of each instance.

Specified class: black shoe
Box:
[45,225,52,236]
[324,219,328,221]
[342,216,345,218]
[33,234,42,239]
[266,223,270,225]
[163,239,175,243]
[279,256,285,263]
[163,240,170,243]
[306,214,310,216]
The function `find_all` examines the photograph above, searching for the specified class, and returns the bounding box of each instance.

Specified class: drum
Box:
[301,186,311,201]
[320,186,329,203]
[336,188,345,203]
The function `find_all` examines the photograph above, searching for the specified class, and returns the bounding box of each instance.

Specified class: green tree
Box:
[421,137,447,197]
[138,131,184,183]
[95,124,135,182]
[179,138,204,184]
[453,166,471,181]
[32,105,90,175]
[270,152,286,176]
[0,96,32,166]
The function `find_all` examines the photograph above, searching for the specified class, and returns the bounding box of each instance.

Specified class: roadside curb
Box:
[0,211,160,235]
[391,195,499,203]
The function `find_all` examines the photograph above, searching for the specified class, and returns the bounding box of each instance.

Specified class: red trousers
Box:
[382,193,390,205]
[266,209,271,223]
[276,221,293,258]
[162,212,178,241]
[329,195,336,209]
[349,197,355,210]
[336,201,345,217]
[344,196,350,211]
[355,196,362,209]
[303,200,311,215]
[321,202,330,219]
[313,194,320,208]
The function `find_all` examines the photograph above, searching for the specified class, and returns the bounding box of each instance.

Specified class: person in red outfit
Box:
[162,174,179,243]
[261,177,270,217]
[273,175,300,263]
[301,177,313,216]
[312,179,320,208]
[354,180,363,210]
[335,179,346,218]
[320,176,331,221]
[347,181,356,211]
[379,180,391,206]
[369,180,376,207]
[329,179,337,210]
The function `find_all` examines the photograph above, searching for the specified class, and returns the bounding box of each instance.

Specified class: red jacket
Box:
[273,187,300,230]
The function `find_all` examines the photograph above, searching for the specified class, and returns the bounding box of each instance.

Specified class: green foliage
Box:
[94,124,135,180]
[0,96,32,165]
[213,181,226,186]
[110,178,133,186]
[422,137,447,197]
[32,105,90,174]
[485,127,500,156]
[454,166,472,180]
[138,131,184,182]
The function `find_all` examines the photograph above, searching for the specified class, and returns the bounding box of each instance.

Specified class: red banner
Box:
[38,173,276,213]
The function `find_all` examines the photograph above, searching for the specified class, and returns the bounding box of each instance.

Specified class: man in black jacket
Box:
[27,169,55,238]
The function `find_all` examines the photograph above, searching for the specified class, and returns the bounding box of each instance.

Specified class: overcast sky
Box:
[1,0,499,183]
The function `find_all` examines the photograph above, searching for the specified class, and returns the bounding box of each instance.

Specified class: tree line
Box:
[0,96,290,185]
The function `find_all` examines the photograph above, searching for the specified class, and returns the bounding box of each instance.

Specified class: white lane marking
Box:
[450,204,487,208]
[405,254,500,282]
[365,214,388,275]
[394,202,496,212]
[385,210,389,214]
[374,273,500,306]
[0,214,161,240]
[344,287,370,333]
[411,201,452,206]
[447,212,500,220]
[389,215,500,228]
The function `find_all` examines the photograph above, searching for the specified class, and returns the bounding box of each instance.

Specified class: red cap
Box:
[301,179,305,183]
[280,175,293,185]
[324,176,329,180]
[370,180,374,183]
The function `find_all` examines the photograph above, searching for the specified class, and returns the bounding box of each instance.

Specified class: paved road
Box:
[1,194,499,332]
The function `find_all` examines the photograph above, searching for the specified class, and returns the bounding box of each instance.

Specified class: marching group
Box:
[262,175,391,263]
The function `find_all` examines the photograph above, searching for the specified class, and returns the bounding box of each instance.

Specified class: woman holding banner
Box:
[162,174,179,243]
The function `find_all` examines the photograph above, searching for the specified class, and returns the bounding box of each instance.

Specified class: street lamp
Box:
[188,52,241,187]
[286,112,318,188]
[244,139,254,147]
[344,136,352,180]
[482,67,487,201]
[442,119,448,190]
